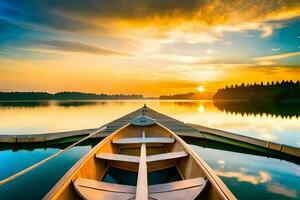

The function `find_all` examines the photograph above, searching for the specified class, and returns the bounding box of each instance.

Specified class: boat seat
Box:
[112,137,175,144]
[148,177,207,200]
[73,178,136,200]
[73,177,206,200]
[95,153,140,163]
[149,177,206,193]
[95,151,187,163]
[147,151,188,162]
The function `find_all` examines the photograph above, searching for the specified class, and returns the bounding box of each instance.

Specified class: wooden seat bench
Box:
[74,133,205,200]
[146,151,188,162]
[112,137,175,144]
[95,151,188,163]
[73,178,136,200]
[73,177,206,200]
[96,153,140,163]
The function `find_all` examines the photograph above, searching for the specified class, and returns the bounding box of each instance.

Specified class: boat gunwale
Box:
[42,123,131,200]
[43,121,236,200]
[155,122,237,200]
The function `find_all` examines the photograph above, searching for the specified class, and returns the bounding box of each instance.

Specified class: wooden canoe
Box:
[43,110,236,200]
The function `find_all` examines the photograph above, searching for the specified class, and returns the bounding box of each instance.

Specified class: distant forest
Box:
[159,92,214,100]
[0,92,143,100]
[213,80,300,101]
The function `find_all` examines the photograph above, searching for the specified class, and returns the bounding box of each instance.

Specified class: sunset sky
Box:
[1,0,300,96]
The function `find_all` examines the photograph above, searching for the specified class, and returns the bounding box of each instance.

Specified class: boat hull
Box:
[44,122,236,200]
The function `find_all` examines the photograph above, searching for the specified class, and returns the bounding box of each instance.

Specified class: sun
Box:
[197,85,205,92]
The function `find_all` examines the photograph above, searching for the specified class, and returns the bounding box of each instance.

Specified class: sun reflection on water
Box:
[0,100,299,148]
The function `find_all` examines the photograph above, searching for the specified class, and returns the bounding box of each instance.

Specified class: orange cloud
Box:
[254,52,300,64]
[216,170,272,185]
[267,184,297,198]
[44,0,300,42]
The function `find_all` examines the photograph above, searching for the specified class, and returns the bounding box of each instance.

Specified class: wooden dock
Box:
[0,106,299,159]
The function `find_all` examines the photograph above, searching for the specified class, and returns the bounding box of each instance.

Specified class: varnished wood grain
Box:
[136,143,148,200]
[44,109,237,200]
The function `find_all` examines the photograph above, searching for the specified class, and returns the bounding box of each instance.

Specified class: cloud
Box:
[260,25,274,38]
[206,49,217,55]
[191,58,253,66]
[163,64,223,82]
[254,51,300,64]
[217,160,226,168]
[223,41,232,45]
[1,0,300,95]
[37,40,128,56]
[2,0,300,42]
[48,0,300,25]
[267,184,297,198]
[271,48,280,52]
[218,160,226,165]
[216,170,272,185]
[149,53,211,64]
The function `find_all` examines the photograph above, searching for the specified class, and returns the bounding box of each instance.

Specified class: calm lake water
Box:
[0,100,299,200]
[0,100,299,147]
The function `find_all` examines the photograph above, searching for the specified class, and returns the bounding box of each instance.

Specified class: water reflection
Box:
[214,101,300,118]
[216,170,271,184]
[267,184,297,198]
[191,144,300,200]
[0,145,94,199]
[184,137,300,165]
[0,140,298,200]
[1,100,299,119]
[56,101,99,107]
[0,100,299,148]
[216,169,297,198]
[0,101,49,107]
[0,139,98,152]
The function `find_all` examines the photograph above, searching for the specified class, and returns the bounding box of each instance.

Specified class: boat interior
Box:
[48,118,231,200]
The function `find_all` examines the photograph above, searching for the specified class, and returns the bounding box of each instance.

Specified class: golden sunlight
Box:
[197,85,205,92]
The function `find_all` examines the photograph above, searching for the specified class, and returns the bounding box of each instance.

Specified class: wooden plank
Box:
[158,123,237,200]
[136,143,148,200]
[148,177,205,193]
[113,137,175,144]
[74,185,135,200]
[74,178,136,193]
[0,128,98,143]
[189,123,300,158]
[149,185,205,200]
[0,126,107,186]
[43,107,237,200]
[147,151,188,162]
[95,153,139,163]
[42,123,132,200]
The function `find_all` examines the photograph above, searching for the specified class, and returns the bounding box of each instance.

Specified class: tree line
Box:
[0,92,143,100]
[213,80,300,101]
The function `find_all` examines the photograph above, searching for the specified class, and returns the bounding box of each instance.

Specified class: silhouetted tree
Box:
[213,80,300,101]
